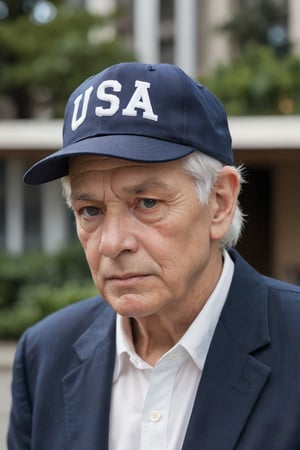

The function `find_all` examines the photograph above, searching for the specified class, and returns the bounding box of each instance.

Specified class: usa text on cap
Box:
[23,62,233,185]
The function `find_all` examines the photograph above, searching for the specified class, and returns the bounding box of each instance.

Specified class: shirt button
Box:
[150,410,161,422]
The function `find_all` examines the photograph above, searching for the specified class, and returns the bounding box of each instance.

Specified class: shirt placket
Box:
[140,346,188,450]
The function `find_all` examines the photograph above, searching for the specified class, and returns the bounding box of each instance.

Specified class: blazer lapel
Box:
[183,250,271,450]
[63,305,116,450]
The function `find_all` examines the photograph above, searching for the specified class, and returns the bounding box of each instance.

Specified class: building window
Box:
[23,183,42,251]
[0,161,5,250]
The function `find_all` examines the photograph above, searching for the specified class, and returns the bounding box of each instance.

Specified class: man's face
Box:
[69,156,225,320]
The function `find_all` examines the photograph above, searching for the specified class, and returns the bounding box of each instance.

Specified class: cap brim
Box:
[23,135,195,184]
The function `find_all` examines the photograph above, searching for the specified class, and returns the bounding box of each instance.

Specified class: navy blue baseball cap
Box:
[24,62,233,185]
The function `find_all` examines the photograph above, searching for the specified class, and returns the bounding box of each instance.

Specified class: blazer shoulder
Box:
[230,249,300,302]
[264,275,300,295]
[226,249,300,344]
[262,276,300,340]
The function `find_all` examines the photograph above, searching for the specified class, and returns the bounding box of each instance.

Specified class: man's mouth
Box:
[106,273,150,284]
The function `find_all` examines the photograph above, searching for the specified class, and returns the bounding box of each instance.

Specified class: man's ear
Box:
[210,166,241,241]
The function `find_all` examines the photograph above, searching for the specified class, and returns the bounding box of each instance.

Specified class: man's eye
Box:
[138,198,158,209]
[80,206,101,217]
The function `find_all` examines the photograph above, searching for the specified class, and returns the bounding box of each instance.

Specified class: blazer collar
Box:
[183,249,271,450]
[63,302,116,450]
[220,248,270,353]
[72,301,116,362]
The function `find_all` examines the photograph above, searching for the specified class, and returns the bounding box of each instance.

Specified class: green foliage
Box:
[219,0,288,55]
[201,44,300,115]
[0,281,97,339]
[0,3,135,117]
[0,245,98,339]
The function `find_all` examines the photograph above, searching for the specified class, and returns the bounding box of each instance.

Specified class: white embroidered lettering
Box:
[122,81,158,121]
[71,86,94,131]
[70,80,159,131]
[95,80,122,117]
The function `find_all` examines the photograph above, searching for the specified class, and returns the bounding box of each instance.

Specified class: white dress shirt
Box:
[108,251,234,450]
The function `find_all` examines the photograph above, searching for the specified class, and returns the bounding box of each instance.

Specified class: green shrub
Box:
[0,281,97,339]
[201,44,300,115]
[0,245,98,339]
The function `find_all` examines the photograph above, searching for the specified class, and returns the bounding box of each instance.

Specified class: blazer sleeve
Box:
[7,332,32,450]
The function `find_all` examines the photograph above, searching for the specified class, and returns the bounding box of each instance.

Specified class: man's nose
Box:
[99,210,139,258]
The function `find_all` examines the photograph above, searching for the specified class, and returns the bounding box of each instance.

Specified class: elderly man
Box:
[8,63,300,450]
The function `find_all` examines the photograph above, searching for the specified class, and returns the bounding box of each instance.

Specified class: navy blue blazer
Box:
[7,250,300,449]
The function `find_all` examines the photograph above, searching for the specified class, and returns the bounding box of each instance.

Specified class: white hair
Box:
[62,151,246,249]
[182,151,245,249]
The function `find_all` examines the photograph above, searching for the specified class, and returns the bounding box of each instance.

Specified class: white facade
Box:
[288,0,300,54]
[174,0,197,76]
[1,117,300,256]
[85,0,116,15]
[133,0,160,64]
[130,0,300,76]
[1,120,67,253]
[5,160,24,253]
[2,0,300,261]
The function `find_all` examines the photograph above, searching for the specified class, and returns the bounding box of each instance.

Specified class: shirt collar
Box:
[113,312,152,382]
[113,250,234,380]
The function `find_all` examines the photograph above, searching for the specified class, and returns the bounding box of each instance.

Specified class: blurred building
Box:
[1,0,300,284]
[88,0,300,75]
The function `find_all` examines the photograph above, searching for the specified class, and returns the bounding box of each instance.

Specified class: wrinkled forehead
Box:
[69,155,141,174]
[69,154,185,178]
[66,155,195,201]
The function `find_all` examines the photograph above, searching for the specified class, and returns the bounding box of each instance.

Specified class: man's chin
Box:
[107,292,162,318]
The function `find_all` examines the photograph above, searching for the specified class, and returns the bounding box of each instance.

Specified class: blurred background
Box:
[0,0,300,341]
